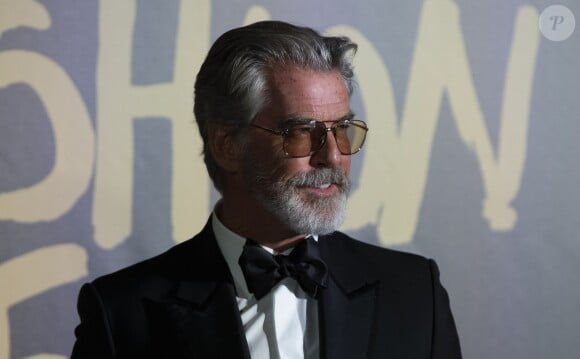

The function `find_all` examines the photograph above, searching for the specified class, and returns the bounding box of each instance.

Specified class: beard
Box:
[242,155,351,235]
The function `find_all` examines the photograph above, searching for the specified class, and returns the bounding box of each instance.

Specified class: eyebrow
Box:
[281,112,356,127]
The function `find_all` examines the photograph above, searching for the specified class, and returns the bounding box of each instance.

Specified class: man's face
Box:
[241,66,352,235]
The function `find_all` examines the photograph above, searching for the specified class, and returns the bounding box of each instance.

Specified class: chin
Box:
[279,193,347,235]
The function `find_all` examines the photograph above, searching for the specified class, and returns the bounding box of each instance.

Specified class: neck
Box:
[216,197,306,252]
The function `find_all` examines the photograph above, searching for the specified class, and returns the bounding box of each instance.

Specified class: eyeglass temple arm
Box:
[249,123,287,136]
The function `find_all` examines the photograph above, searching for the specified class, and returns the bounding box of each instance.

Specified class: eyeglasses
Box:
[250,118,368,158]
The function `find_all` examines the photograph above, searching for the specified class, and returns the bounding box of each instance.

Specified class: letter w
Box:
[335,0,540,245]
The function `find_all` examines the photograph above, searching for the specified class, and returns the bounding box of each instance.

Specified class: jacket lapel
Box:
[143,218,251,359]
[318,234,379,359]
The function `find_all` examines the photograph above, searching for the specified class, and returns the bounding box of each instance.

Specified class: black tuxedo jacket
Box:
[72,219,461,358]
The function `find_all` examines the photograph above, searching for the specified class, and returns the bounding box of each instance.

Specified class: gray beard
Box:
[243,158,351,235]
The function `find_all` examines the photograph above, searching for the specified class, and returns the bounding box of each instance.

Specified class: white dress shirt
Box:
[212,213,320,359]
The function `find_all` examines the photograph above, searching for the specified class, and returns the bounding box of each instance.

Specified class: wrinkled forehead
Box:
[261,66,352,126]
[279,113,356,127]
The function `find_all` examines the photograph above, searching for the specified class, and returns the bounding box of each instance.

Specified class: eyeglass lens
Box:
[284,121,367,157]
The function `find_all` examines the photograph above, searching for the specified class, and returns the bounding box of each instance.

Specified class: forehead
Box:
[262,66,351,123]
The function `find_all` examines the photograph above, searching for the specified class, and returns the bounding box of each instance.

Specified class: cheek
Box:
[260,158,308,184]
[249,132,286,159]
[245,139,291,177]
[341,155,351,175]
[283,157,312,177]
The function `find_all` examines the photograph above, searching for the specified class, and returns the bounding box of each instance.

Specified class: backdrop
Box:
[1,0,578,358]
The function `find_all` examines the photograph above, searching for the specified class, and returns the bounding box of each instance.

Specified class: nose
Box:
[310,131,342,168]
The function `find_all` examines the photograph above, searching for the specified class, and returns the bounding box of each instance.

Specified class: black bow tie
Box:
[238,237,328,300]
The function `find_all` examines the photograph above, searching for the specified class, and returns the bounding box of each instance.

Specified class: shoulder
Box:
[322,231,430,266]
[89,221,224,301]
[321,233,462,357]
[87,239,192,301]
[320,231,439,285]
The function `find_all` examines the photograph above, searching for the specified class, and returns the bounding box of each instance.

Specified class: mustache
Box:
[288,167,351,192]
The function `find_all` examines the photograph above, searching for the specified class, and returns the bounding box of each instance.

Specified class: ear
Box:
[207,122,243,173]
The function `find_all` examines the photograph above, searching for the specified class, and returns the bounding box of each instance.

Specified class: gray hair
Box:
[193,21,358,191]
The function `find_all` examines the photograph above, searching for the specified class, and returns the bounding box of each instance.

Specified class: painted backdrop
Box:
[1,0,578,358]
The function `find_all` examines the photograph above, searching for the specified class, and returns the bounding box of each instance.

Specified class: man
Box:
[72,21,461,358]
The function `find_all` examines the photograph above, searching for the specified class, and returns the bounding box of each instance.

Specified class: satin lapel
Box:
[318,234,379,359]
[143,218,251,359]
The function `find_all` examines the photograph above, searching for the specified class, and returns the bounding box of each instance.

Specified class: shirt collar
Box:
[211,210,318,299]
[212,211,252,298]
